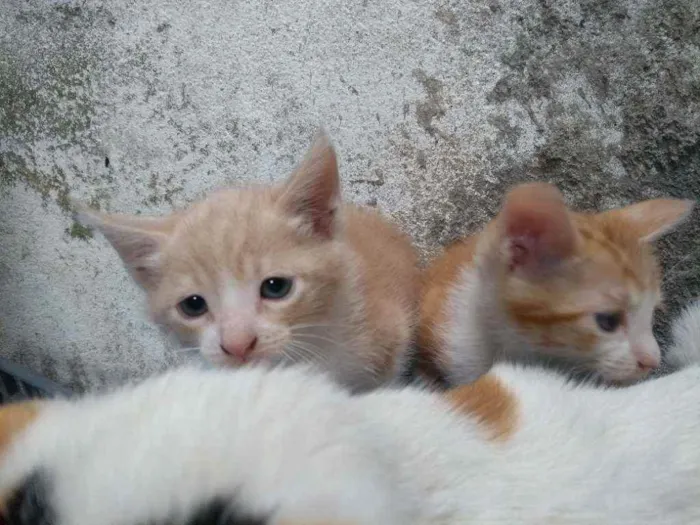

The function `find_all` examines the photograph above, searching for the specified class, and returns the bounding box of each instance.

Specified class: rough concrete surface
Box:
[1,0,699,390]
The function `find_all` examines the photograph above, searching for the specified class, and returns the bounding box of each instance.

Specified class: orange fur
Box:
[0,401,41,513]
[0,401,41,459]
[418,182,694,384]
[344,206,421,375]
[445,374,519,441]
[77,133,420,391]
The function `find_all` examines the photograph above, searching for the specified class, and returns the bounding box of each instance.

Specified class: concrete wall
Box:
[1,0,698,390]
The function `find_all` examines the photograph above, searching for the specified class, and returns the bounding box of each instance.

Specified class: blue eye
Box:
[595,312,623,332]
[178,295,208,317]
[260,277,293,300]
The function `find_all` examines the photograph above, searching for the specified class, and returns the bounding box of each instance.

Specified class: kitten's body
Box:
[77,134,419,391]
[2,302,700,525]
[418,183,694,385]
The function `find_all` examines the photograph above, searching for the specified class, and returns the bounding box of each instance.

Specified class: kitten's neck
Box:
[306,248,390,392]
[442,256,539,384]
[445,255,597,384]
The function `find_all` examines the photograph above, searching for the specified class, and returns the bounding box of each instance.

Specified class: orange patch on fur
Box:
[0,401,41,458]
[446,375,518,441]
[0,401,42,514]
[506,306,585,327]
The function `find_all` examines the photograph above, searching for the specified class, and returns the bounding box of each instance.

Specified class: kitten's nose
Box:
[635,352,660,371]
[220,336,258,363]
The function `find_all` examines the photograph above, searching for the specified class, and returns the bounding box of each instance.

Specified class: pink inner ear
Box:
[280,132,340,239]
[311,206,336,238]
[500,183,578,273]
[509,240,530,270]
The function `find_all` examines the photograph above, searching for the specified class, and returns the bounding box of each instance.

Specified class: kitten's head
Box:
[77,134,358,375]
[482,183,694,383]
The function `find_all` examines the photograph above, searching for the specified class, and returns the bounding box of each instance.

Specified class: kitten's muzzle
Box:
[220,336,258,363]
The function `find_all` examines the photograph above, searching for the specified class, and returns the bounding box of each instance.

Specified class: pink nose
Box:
[636,352,660,371]
[220,336,258,362]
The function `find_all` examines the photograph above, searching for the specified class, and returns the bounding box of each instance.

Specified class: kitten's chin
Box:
[203,349,288,369]
[203,352,245,368]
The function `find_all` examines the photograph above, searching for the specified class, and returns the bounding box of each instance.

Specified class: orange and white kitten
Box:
[76,133,419,392]
[417,182,694,386]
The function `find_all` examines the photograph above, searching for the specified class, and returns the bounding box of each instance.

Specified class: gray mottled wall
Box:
[1,0,698,391]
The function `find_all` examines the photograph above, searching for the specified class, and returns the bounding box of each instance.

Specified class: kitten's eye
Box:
[595,312,623,333]
[178,295,208,317]
[260,277,293,300]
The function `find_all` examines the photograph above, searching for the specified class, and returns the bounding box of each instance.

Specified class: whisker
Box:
[281,344,314,365]
[172,347,202,355]
[291,322,348,331]
[662,246,700,287]
[293,341,330,362]
[285,341,330,366]
[294,333,343,346]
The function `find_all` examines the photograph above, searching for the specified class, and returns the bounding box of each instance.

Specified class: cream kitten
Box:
[2,301,700,524]
[75,133,419,391]
[417,182,694,385]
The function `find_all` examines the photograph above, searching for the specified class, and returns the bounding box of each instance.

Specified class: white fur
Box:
[665,299,700,369]
[3,306,700,524]
[441,265,500,383]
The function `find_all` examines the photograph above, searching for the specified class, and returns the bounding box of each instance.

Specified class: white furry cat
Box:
[2,301,700,524]
[75,133,419,392]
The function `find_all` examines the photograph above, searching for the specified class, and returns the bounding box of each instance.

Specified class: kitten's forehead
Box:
[164,188,328,277]
[575,215,661,295]
[178,188,285,237]
[505,214,662,320]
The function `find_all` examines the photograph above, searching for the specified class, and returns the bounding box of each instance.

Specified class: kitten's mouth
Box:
[210,351,250,368]
[218,349,278,368]
[221,349,249,365]
[602,368,651,386]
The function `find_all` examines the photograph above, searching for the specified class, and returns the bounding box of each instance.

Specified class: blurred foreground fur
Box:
[1,300,700,524]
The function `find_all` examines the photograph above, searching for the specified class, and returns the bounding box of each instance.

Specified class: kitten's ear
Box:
[278,131,340,238]
[602,198,694,243]
[497,183,580,274]
[73,201,172,289]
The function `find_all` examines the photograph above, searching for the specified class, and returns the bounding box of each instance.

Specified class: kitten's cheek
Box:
[174,325,202,346]
[599,355,643,383]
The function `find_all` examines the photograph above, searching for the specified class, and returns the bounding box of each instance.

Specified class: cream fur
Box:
[2,302,700,524]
